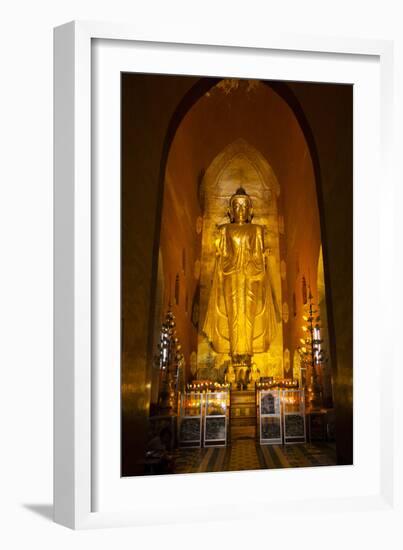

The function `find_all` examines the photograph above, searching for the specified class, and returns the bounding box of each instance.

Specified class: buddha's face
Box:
[230,197,251,223]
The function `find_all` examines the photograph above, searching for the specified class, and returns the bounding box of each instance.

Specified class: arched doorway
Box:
[156,77,324,388]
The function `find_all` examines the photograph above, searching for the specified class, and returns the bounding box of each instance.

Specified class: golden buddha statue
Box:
[224,365,236,388]
[203,187,280,374]
[247,363,261,389]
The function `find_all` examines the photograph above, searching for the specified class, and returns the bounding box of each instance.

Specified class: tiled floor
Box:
[173,440,337,474]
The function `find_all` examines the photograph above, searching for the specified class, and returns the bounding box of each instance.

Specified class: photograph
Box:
[120,73,353,476]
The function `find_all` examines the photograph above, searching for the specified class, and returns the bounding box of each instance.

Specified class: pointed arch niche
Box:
[156,77,327,385]
[198,139,284,378]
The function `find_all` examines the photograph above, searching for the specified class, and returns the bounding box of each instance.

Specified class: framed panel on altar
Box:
[259,389,282,445]
[178,393,203,447]
[203,392,228,447]
[282,389,306,444]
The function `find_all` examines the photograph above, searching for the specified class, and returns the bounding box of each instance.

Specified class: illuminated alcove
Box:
[154,78,326,388]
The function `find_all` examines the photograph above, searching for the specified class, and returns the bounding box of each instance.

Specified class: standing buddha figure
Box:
[203,187,280,375]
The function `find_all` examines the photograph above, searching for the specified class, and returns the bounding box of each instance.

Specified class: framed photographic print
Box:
[54,21,396,530]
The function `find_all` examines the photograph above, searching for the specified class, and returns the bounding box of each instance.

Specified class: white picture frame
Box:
[54,21,398,530]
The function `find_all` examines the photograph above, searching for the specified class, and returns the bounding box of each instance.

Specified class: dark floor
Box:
[173,440,337,474]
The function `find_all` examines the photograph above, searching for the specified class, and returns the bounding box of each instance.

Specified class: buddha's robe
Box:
[203,222,280,356]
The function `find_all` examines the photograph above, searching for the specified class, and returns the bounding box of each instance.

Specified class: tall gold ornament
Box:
[203,187,281,379]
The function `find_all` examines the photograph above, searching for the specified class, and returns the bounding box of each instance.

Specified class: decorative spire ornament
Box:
[298,287,326,410]
[156,306,185,415]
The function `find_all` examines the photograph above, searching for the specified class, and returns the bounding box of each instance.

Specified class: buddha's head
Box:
[229,187,253,223]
